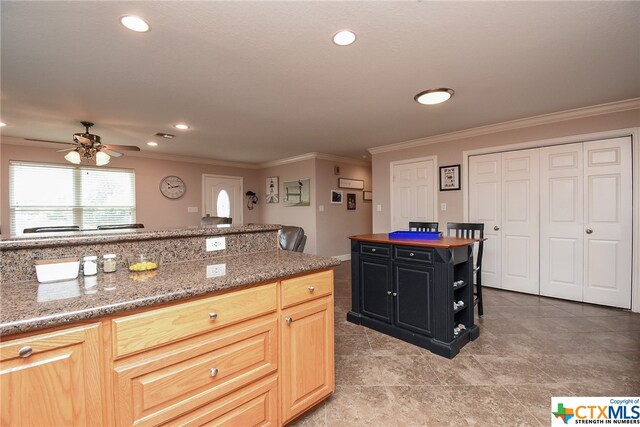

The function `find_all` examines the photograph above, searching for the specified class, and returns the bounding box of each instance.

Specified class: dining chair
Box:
[446,222,484,317]
[409,221,439,232]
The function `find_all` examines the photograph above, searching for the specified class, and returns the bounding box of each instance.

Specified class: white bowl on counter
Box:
[34,257,80,283]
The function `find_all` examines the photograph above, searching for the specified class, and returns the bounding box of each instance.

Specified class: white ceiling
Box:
[1,1,639,164]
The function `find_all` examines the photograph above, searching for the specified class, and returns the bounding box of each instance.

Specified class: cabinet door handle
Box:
[18,346,33,358]
[387,291,392,295]
[371,248,376,252]
[494,226,500,231]
[285,317,293,325]
[409,253,414,257]
[392,292,397,297]
[586,228,593,234]
[308,286,315,292]
[209,312,218,320]
[210,368,219,377]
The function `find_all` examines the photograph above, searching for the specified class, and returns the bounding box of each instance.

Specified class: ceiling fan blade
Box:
[56,147,78,153]
[103,144,141,152]
[24,138,72,145]
[101,149,123,157]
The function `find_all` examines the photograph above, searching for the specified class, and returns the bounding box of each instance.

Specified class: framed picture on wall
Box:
[338,178,364,190]
[439,164,461,191]
[266,176,279,203]
[331,190,343,204]
[363,191,373,201]
[283,179,310,207]
[347,193,356,210]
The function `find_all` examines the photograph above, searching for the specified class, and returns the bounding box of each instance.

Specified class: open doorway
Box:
[202,174,243,225]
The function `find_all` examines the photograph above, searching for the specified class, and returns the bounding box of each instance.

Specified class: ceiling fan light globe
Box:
[64,150,81,164]
[95,151,111,166]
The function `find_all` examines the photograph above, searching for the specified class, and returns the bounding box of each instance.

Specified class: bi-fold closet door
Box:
[469,136,632,309]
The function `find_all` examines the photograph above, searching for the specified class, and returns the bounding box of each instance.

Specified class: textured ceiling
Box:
[1,1,639,164]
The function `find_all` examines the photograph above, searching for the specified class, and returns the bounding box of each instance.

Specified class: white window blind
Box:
[9,161,136,235]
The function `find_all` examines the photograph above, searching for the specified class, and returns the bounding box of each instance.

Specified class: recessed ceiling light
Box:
[174,123,190,130]
[0,122,6,127]
[120,15,150,33]
[414,88,455,105]
[147,141,158,146]
[333,30,356,46]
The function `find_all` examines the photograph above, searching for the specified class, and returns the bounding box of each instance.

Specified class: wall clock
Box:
[159,175,186,199]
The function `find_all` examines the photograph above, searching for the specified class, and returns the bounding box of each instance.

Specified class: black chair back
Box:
[24,226,80,233]
[409,221,439,232]
[447,222,485,316]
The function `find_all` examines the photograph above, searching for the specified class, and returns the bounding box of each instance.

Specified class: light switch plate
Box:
[441,203,447,211]
[206,237,226,251]
[188,206,199,213]
[377,204,382,212]
[319,205,324,212]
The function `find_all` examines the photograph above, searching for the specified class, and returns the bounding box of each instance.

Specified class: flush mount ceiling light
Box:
[120,15,150,32]
[333,30,356,46]
[147,141,158,146]
[174,123,190,130]
[414,88,455,105]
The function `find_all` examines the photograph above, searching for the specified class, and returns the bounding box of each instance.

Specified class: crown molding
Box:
[259,152,370,168]
[368,98,640,155]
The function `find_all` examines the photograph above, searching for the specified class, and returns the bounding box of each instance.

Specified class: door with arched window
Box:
[202,175,243,224]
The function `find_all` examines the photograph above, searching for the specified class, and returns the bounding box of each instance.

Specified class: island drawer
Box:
[112,282,277,358]
[281,269,333,308]
[360,243,391,258]
[113,315,278,427]
[394,246,433,264]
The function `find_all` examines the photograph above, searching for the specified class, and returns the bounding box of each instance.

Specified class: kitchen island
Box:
[0,225,340,426]
[348,233,480,358]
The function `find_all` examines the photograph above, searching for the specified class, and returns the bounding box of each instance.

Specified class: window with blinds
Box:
[9,161,136,235]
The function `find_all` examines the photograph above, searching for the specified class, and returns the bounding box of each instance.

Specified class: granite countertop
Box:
[0,250,341,337]
[0,224,281,250]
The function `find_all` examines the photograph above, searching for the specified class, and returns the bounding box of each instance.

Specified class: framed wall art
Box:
[347,193,356,210]
[338,178,364,190]
[283,179,310,207]
[266,176,279,203]
[439,164,461,191]
[330,190,343,204]
[363,191,373,201]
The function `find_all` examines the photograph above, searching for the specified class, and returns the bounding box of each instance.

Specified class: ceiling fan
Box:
[25,121,141,166]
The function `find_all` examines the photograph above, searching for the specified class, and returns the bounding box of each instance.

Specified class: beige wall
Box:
[0,143,262,232]
[315,159,372,257]
[372,109,640,232]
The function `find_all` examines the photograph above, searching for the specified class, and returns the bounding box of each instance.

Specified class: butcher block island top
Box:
[349,233,478,248]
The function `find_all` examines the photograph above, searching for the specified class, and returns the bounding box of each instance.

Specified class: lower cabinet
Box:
[0,323,105,427]
[394,262,434,336]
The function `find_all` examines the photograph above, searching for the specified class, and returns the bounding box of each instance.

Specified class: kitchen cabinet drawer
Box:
[281,269,333,308]
[394,246,433,264]
[112,282,277,357]
[113,315,278,427]
[164,375,278,426]
[360,243,391,258]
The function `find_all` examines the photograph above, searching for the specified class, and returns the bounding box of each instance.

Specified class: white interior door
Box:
[583,137,632,309]
[501,149,540,294]
[202,175,243,224]
[540,143,584,301]
[391,159,437,231]
[468,153,501,288]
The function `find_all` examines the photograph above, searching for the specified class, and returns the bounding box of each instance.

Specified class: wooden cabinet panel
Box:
[114,315,277,427]
[113,282,277,357]
[164,375,277,427]
[0,323,104,427]
[281,270,332,308]
[281,297,334,423]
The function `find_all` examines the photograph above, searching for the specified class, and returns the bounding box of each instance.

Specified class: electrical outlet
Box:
[206,237,226,252]
[319,205,324,212]
[377,204,382,212]
[188,206,199,213]
[206,263,226,278]
[441,203,447,211]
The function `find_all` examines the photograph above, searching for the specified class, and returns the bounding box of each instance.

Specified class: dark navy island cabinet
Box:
[348,234,480,358]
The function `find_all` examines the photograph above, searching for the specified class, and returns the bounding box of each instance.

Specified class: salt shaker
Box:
[102,254,117,273]
[82,256,98,276]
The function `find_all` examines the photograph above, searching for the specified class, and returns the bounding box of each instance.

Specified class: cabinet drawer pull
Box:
[371,248,376,252]
[18,346,33,358]
[387,291,392,295]
[409,252,414,257]
[285,317,293,325]
[210,368,219,377]
[308,286,315,292]
[392,292,397,297]
[208,312,218,321]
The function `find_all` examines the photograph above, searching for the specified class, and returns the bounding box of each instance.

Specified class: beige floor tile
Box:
[504,383,576,425]
[424,354,496,385]
[325,386,397,427]
[366,328,428,356]
[387,386,470,426]
[288,401,326,427]
[334,334,372,356]
[471,354,556,385]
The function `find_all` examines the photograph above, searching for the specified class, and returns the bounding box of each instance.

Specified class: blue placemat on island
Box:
[388,231,443,240]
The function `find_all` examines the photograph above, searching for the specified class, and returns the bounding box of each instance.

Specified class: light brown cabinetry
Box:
[0,323,105,427]
[280,271,335,424]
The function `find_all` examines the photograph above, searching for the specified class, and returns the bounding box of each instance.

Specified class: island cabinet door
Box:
[360,257,393,323]
[281,296,334,424]
[0,323,105,427]
[393,263,434,337]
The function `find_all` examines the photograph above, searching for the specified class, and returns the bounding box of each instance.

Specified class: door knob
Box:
[586,229,593,234]
[308,286,315,292]
[210,368,219,377]
[494,226,500,231]
[209,312,218,320]
[285,317,293,325]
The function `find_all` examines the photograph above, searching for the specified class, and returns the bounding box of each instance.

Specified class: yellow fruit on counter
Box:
[128,261,158,272]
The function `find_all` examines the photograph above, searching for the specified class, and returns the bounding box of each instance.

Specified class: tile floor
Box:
[291,262,640,427]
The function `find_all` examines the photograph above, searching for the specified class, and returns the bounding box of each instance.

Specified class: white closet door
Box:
[392,159,436,231]
[468,153,501,288]
[540,143,584,301]
[583,137,632,309]
[501,149,540,294]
